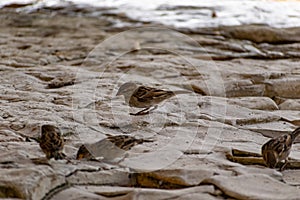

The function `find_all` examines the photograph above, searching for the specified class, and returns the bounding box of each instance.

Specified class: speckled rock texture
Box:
[1,5,300,200]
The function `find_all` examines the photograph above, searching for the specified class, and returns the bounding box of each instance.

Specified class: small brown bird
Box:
[262,127,300,171]
[76,144,94,160]
[76,134,153,160]
[211,10,217,18]
[39,124,66,160]
[116,82,189,115]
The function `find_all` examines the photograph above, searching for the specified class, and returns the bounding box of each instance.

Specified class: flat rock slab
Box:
[239,121,299,141]
[272,110,300,126]
[130,168,214,188]
[282,170,300,186]
[52,185,217,200]
[66,169,131,186]
[227,97,278,110]
[0,166,65,199]
[265,78,300,98]
[203,174,300,200]
[220,25,300,43]
[279,99,300,111]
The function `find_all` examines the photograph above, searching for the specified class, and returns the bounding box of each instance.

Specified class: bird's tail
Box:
[53,152,66,160]
[172,90,192,95]
[291,127,300,141]
[136,138,155,144]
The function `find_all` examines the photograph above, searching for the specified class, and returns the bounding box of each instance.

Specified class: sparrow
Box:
[76,134,153,160]
[261,127,300,171]
[39,124,66,160]
[116,82,190,115]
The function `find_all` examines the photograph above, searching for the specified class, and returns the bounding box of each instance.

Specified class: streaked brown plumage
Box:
[76,134,153,160]
[262,127,300,171]
[39,124,66,160]
[116,82,189,115]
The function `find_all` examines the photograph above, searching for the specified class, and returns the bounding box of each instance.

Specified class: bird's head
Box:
[41,124,60,137]
[116,82,138,97]
[41,124,55,133]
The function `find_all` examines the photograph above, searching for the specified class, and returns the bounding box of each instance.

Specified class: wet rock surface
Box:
[1,6,300,200]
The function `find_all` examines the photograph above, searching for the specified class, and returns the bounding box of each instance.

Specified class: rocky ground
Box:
[1,5,300,200]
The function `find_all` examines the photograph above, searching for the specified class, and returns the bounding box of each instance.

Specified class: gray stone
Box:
[282,170,300,186]
[203,174,300,200]
[265,78,300,98]
[279,99,300,110]
[0,166,65,199]
[52,185,217,200]
[228,97,278,110]
[66,169,131,186]
[221,25,300,43]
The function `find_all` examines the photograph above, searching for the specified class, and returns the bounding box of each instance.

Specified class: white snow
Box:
[1,0,300,28]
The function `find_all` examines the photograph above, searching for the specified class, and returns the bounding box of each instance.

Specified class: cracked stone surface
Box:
[1,5,300,200]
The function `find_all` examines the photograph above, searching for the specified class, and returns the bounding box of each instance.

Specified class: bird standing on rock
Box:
[116,82,190,115]
[262,127,300,171]
[76,134,153,160]
[39,124,66,160]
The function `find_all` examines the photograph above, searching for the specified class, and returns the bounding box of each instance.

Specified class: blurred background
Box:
[1,0,300,29]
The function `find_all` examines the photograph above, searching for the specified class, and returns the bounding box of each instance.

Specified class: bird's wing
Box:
[262,139,280,168]
[107,135,143,150]
[263,150,278,168]
[107,135,133,150]
[272,134,292,155]
[134,86,173,102]
[49,131,64,151]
